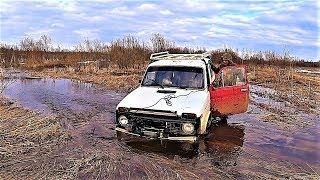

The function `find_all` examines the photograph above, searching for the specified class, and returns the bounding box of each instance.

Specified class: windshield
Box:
[142,66,204,89]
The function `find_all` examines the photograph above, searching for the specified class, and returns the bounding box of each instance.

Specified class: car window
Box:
[213,66,246,88]
[142,66,204,89]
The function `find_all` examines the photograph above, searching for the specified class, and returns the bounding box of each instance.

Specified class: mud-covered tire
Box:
[206,114,213,133]
[219,116,228,124]
[116,131,125,140]
[210,116,228,125]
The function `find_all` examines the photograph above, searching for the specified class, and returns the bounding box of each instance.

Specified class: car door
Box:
[209,65,249,116]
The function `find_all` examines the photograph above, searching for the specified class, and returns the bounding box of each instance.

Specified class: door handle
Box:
[241,88,247,92]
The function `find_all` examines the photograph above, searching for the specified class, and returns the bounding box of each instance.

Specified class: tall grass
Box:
[0,34,319,69]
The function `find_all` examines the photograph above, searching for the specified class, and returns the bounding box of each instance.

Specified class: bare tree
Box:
[39,35,52,51]
[20,37,35,51]
[150,33,175,52]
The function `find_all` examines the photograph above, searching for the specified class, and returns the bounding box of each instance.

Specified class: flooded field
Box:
[1,75,319,179]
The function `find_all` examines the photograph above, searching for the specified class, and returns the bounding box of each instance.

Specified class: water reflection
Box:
[201,122,245,167]
[125,122,245,167]
[2,78,124,117]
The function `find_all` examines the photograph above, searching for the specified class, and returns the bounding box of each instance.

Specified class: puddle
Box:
[296,69,320,75]
[250,85,315,118]
[3,78,125,119]
[1,74,319,178]
[123,121,247,168]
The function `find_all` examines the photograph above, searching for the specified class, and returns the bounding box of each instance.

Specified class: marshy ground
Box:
[0,66,319,179]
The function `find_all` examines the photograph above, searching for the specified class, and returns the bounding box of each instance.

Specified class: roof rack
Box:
[150,51,211,63]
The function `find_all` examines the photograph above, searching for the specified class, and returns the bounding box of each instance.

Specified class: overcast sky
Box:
[0,0,318,61]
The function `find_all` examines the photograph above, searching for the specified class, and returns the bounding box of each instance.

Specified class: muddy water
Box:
[3,77,320,178]
[4,78,124,119]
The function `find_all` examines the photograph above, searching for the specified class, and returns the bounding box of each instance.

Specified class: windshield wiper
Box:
[178,85,189,89]
[151,79,164,89]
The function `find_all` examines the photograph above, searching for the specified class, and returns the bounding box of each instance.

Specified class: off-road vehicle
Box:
[116,52,249,142]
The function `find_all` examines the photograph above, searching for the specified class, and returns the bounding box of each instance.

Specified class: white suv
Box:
[116,52,249,142]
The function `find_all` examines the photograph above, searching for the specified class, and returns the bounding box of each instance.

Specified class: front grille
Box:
[129,108,178,120]
[117,108,199,136]
[128,115,196,135]
[131,117,183,135]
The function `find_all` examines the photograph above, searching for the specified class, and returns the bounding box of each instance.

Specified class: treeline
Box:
[0,34,319,69]
[211,48,319,67]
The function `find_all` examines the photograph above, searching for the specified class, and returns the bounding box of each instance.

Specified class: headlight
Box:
[118,107,129,113]
[119,115,128,125]
[182,123,194,134]
[182,113,197,119]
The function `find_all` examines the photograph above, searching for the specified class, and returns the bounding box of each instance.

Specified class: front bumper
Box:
[115,127,198,142]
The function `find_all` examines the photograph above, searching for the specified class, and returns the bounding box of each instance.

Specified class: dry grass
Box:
[0,97,228,179]
[248,65,320,113]
[31,65,147,92]
[0,97,67,178]
[1,34,319,70]
[247,65,319,128]
[248,65,320,92]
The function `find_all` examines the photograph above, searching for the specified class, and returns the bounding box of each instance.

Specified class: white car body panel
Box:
[117,86,210,118]
[117,59,212,135]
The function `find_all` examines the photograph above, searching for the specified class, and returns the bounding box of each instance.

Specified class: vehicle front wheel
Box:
[220,116,228,124]
[206,114,213,132]
[116,131,125,140]
[211,116,228,125]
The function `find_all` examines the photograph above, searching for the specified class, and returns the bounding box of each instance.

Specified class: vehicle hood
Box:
[117,86,209,117]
